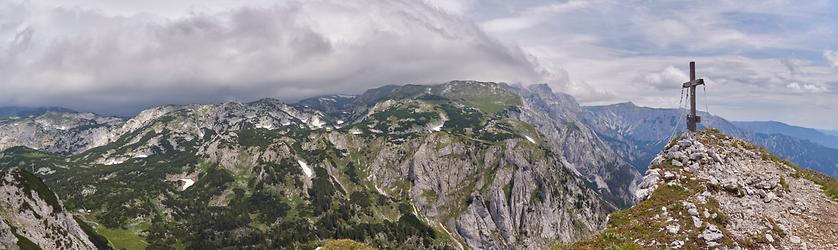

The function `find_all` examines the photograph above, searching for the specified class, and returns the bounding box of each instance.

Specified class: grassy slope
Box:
[556,159,732,249]
[81,216,148,250]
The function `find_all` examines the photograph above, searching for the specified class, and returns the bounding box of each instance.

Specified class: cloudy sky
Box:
[1,0,837,128]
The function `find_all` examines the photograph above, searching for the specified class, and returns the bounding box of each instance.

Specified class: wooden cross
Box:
[682,62,705,132]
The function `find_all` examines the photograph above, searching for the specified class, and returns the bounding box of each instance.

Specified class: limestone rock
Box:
[0,169,97,249]
[701,224,724,242]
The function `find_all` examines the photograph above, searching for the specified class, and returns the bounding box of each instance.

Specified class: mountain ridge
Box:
[733,120,838,149]
[0,81,835,249]
[0,81,638,249]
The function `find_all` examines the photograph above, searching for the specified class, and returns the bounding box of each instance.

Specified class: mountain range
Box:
[820,129,838,138]
[0,81,834,249]
[732,121,838,149]
[0,107,76,120]
[582,102,838,178]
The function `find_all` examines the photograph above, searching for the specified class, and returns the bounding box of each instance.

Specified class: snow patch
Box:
[35,167,55,175]
[179,178,194,191]
[350,128,363,135]
[297,160,313,177]
[524,135,536,144]
[104,158,125,165]
[308,116,326,129]
[133,154,149,159]
[255,123,274,130]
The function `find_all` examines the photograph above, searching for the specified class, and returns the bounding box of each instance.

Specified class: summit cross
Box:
[682,62,705,132]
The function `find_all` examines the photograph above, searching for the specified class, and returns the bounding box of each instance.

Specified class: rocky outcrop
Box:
[0,168,97,249]
[632,130,838,249]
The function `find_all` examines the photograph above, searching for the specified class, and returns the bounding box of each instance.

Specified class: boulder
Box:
[667,151,686,160]
[700,224,724,242]
[709,152,723,163]
[670,240,684,249]
[692,216,702,228]
[666,224,680,234]
[763,192,777,203]
[722,178,739,192]
[663,171,676,181]
[689,153,704,161]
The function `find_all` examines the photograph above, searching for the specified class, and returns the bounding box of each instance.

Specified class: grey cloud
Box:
[0,0,543,115]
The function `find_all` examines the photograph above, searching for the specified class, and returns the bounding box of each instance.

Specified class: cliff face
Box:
[516,85,639,208]
[573,129,838,249]
[0,81,639,249]
[0,168,98,250]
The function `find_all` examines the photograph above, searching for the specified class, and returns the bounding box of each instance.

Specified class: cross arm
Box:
[682,78,705,88]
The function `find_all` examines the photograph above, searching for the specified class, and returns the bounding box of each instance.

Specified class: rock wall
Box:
[0,169,97,249]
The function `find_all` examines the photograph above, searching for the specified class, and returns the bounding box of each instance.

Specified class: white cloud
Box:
[0,0,542,114]
[3,0,838,128]
[643,66,689,91]
[474,0,838,128]
[825,50,838,68]
[421,0,475,15]
[479,0,590,33]
[786,82,828,93]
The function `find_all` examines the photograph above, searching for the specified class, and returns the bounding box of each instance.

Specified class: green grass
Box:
[320,239,374,250]
[438,81,522,114]
[74,217,114,250]
[95,226,148,250]
[794,169,838,202]
[421,189,438,202]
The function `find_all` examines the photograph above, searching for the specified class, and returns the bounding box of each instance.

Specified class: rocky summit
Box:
[570,129,838,249]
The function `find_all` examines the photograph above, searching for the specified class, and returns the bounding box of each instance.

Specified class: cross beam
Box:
[682,62,705,132]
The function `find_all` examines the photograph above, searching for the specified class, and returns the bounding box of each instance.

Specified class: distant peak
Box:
[443,80,507,88]
[527,83,553,93]
[614,102,637,107]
